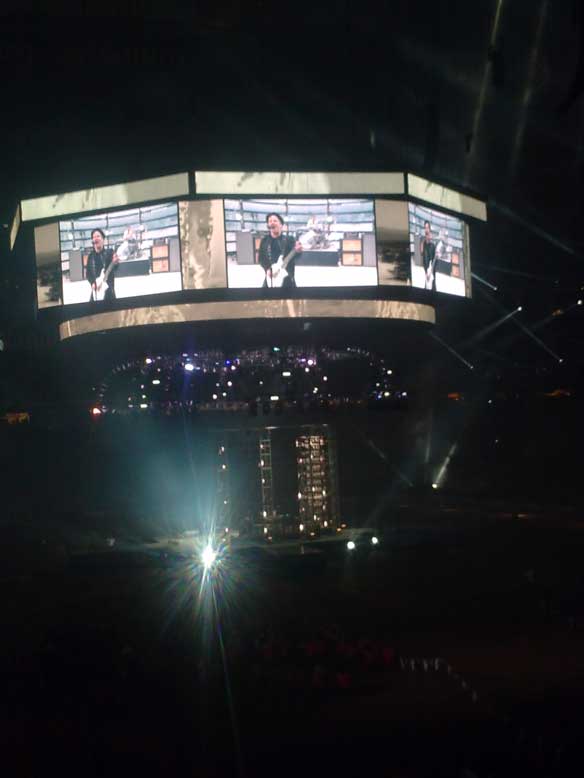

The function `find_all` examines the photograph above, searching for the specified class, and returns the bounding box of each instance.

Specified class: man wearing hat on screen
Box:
[258,213,303,290]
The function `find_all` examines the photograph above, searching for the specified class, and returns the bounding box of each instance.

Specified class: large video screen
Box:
[374,200,410,286]
[408,203,470,297]
[225,198,377,289]
[59,202,182,305]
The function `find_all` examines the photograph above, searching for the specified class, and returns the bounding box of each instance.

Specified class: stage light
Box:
[516,306,523,312]
[299,523,304,532]
[139,403,148,410]
[91,407,102,416]
[263,527,268,534]
[305,367,310,373]
[145,357,153,364]
[201,544,217,570]
[307,359,314,366]
[578,300,583,305]
[227,381,232,387]
[184,363,194,372]
[347,541,356,551]
[387,369,392,375]
[273,346,280,352]
[323,376,328,381]
[212,394,218,400]
[282,371,291,377]
[270,395,279,401]
[432,483,438,489]
[152,379,160,385]
[371,536,379,545]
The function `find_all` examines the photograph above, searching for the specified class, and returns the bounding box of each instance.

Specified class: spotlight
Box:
[578,300,583,306]
[347,540,356,551]
[201,544,217,570]
[90,407,102,416]
[371,536,379,545]
[516,306,523,312]
[432,483,438,489]
[184,363,195,372]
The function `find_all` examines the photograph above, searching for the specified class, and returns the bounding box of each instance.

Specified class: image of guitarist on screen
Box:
[421,220,437,291]
[259,212,303,290]
[86,228,120,303]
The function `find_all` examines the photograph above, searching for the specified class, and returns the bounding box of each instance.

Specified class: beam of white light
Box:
[430,332,474,370]
[490,201,579,258]
[435,443,458,487]
[471,272,498,291]
[465,0,505,182]
[511,316,563,361]
[457,308,519,349]
[477,288,562,361]
[473,263,560,283]
[510,0,548,180]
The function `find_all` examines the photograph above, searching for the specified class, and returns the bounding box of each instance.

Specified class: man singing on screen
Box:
[86,228,119,302]
[421,220,437,291]
[258,212,303,290]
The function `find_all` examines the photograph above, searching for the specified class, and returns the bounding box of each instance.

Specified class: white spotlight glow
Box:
[201,544,217,570]
[184,363,195,372]
[347,540,356,551]
[371,536,379,545]
[516,306,523,312]
[578,300,583,306]
[432,483,438,489]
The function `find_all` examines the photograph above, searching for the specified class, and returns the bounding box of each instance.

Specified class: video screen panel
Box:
[179,199,227,289]
[225,198,377,289]
[35,223,62,309]
[59,202,182,305]
[374,200,410,286]
[408,203,470,297]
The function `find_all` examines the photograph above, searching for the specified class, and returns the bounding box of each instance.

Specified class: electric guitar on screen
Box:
[94,257,118,301]
[267,246,299,288]
[425,258,436,290]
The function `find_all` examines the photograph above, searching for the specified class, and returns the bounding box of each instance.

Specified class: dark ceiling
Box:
[0,1,583,386]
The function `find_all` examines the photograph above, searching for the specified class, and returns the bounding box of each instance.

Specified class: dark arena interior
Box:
[1,5,584,777]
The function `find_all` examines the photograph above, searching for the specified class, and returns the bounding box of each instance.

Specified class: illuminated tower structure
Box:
[295,425,339,528]
[258,430,275,522]
[216,429,263,530]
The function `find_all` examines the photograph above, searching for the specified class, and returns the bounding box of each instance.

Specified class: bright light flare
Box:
[371,536,379,545]
[201,544,217,570]
[347,540,356,551]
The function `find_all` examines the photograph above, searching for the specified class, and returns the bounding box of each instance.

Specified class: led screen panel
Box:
[225,198,377,289]
[408,203,471,297]
[374,200,410,286]
[59,202,182,305]
[179,199,227,289]
[35,223,62,309]
[21,172,189,222]
[407,174,487,221]
[59,299,436,340]
[196,171,405,196]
